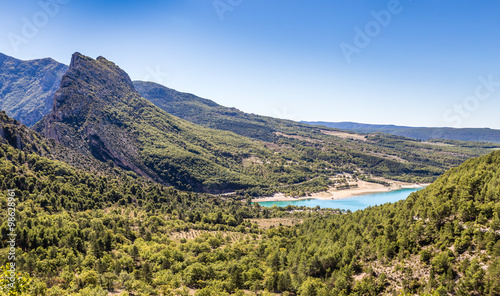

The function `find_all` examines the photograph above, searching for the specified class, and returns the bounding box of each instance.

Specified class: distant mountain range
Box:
[302,121,500,143]
[134,81,321,142]
[3,51,498,145]
[0,53,67,127]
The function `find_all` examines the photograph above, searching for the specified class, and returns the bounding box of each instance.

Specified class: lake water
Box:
[256,187,423,212]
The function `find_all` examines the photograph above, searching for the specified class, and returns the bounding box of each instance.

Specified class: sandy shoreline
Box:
[252,180,428,203]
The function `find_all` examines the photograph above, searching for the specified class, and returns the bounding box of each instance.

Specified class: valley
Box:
[0,52,499,296]
[251,178,426,202]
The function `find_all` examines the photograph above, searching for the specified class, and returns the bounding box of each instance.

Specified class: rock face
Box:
[0,53,68,127]
[34,53,260,192]
[0,111,25,151]
[34,53,152,179]
[0,110,112,173]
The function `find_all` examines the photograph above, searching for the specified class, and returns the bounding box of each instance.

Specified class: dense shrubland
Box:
[0,142,499,295]
[2,54,500,295]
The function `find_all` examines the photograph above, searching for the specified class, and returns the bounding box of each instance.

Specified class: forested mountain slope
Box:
[259,150,500,295]
[0,131,270,295]
[0,53,67,126]
[33,53,277,193]
[0,110,113,174]
[134,80,500,188]
[1,115,499,295]
[134,80,312,142]
[2,51,497,195]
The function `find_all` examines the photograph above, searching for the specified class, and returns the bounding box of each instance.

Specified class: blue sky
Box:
[1,0,500,128]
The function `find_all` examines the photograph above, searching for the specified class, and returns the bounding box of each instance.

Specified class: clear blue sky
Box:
[1,0,500,128]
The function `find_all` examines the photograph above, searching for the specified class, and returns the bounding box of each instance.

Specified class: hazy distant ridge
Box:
[302,121,500,143]
[0,53,68,126]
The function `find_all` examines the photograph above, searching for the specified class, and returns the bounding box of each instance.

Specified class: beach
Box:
[251,179,428,202]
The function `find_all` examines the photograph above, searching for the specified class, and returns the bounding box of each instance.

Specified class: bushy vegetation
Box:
[135,80,500,192]
[0,140,499,295]
[0,142,265,294]
[1,54,499,295]
[3,53,500,195]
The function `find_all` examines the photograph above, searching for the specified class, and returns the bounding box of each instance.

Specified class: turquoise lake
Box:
[256,187,423,212]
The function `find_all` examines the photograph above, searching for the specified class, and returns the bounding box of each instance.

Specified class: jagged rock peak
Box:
[69,52,87,67]
[64,52,135,92]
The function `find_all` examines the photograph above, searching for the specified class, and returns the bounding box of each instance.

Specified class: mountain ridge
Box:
[2,51,500,144]
[34,53,274,192]
[303,121,500,143]
[0,52,68,126]
[134,80,300,142]
[4,52,500,195]
[0,110,118,176]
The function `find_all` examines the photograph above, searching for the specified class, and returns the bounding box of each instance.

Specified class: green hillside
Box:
[0,135,268,295]
[134,80,307,142]
[1,54,498,195]
[33,53,276,193]
[134,80,500,188]
[263,150,500,295]
[1,113,499,295]
[31,55,499,195]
